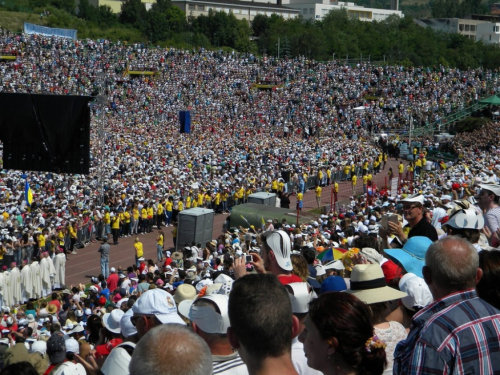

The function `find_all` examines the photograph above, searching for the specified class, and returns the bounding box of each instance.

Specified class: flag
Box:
[261,217,265,229]
[25,181,33,206]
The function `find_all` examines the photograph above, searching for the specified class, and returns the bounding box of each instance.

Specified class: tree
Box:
[120,0,147,29]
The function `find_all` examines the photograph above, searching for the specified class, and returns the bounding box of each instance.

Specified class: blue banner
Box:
[24,22,77,39]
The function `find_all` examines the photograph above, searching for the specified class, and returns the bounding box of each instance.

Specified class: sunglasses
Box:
[402,205,419,211]
[130,315,153,327]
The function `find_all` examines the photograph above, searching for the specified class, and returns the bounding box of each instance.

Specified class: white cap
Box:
[178,294,230,334]
[479,184,500,197]
[102,309,124,334]
[65,338,80,354]
[110,267,116,273]
[398,273,433,311]
[30,340,47,355]
[401,194,425,204]
[445,209,484,230]
[285,282,315,314]
[132,289,184,325]
[261,230,293,271]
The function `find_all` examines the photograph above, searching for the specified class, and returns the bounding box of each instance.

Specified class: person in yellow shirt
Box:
[165,197,174,226]
[362,174,368,193]
[141,205,148,234]
[297,191,303,211]
[415,158,422,177]
[315,184,322,209]
[68,222,78,255]
[326,169,332,186]
[214,191,221,213]
[178,198,184,212]
[156,230,164,261]
[238,186,245,204]
[156,202,164,229]
[132,204,140,235]
[363,160,369,175]
[111,212,121,245]
[134,237,143,267]
[221,190,229,213]
[147,204,154,233]
[333,180,339,202]
[186,193,192,209]
[103,209,111,236]
[197,192,204,207]
[398,161,404,181]
[278,179,285,193]
[343,164,350,181]
[352,174,357,194]
[271,179,278,194]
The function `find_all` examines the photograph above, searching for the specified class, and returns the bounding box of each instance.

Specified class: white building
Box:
[171,0,299,21]
[278,1,403,21]
[415,18,500,43]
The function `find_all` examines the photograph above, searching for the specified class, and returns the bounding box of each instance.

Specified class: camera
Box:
[245,255,253,263]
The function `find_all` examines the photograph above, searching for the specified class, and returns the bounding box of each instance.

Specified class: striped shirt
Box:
[213,353,248,375]
[393,289,500,375]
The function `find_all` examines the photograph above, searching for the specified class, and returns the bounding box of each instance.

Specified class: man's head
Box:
[131,289,185,339]
[129,325,212,375]
[260,230,293,275]
[477,184,500,210]
[400,194,424,226]
[228,274,298,367]
[179,294,230,351]
[423,236,482,299]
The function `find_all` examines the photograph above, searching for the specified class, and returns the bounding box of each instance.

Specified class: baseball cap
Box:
[67,324,85,335]
[110,267,116,273]
[132,289,185,325]
[479,183,500,197]
[261,230,293,271]
[398,273,433,311]
[65,338,80,354]
[320,276,347,294]
[47,332,66,364]
[30,340,47,355]
[178,294,230,334]
[400,194,424,205]
[285,282,315,314]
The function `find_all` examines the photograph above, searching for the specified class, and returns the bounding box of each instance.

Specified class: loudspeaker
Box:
[0,93,92,174]
[179,110,191,134]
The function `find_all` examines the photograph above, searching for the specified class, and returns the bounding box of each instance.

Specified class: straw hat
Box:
[171,251,183,260]
[46,304,57,315]
[344,264,407,305]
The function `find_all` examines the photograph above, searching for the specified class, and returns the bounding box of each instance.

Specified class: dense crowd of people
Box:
[0,28,500,375]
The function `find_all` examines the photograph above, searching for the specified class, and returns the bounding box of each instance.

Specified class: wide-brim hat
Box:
[344,264,407,305]
[384,236,433,278]
[46,304,57,315]
[172,252,183,260]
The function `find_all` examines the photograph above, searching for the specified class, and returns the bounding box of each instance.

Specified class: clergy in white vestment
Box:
[30,261,42,300]
[53,248,66,289]
[0,272,5,312]
[46,252,56,288]
[39,253,52,298]
[20,261,33,303]
[2,271,12,308]
[9,263,22,306]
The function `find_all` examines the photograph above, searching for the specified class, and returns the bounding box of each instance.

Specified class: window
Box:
[464,24,470,32]
[197,5,204,10]
[250,10,256,15]
[496,26,500,33]
[233,8,240,13]
[188,4,195,10]
[459,24,464,31]
[310,8,314,14]
[470,25,475,31]
[303,8,308,14]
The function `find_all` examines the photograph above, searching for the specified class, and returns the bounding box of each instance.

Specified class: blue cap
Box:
[320,276,347,294]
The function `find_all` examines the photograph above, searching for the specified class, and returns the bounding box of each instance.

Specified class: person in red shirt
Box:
[106,268,119,292]
[47,293,62,313]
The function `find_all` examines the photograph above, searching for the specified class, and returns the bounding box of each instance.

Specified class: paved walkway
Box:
[65,156,406,286]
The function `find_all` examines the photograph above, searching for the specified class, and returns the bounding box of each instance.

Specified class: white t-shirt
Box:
[291,337,322,375]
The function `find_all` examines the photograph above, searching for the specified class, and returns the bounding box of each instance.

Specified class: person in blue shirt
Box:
[99,281,110,300]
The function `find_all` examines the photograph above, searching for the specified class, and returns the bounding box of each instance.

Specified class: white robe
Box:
[20,265,33,303]
[2,271,12,308]
[0,273,5,311]
[30,262,42,300]
[53,253,66,289]
[39,258,52,297]
[9,267,22,305]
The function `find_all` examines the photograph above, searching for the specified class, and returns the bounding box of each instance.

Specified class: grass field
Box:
[0,10,49,32]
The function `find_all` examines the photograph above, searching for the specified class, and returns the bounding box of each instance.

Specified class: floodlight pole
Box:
[96,72,107,206]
